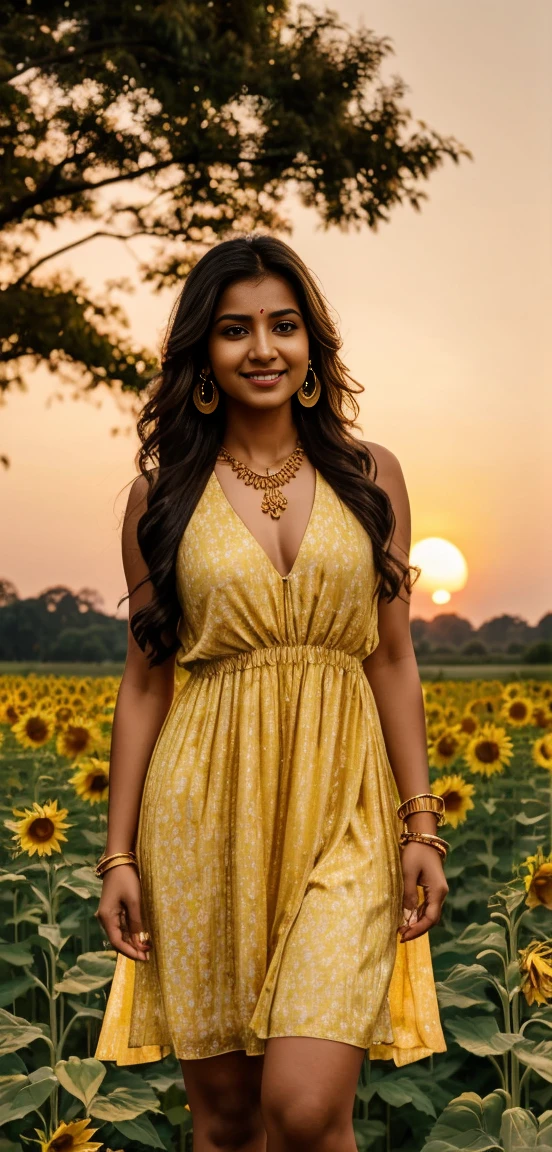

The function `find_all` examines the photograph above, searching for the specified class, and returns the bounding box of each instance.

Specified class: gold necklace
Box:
[216,440,305,519]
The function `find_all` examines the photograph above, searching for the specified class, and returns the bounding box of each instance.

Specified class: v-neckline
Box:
[211,466,319,581]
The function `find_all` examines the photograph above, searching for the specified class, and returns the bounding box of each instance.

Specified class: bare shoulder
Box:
[359,440,411,554]
[360,440,402,486]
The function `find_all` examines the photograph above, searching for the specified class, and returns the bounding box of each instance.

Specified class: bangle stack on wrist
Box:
[95,851,139,878]
[396,793,449,861]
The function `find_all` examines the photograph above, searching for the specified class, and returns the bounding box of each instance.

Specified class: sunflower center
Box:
[66,727,91,752]
[475,740,500,763]
[540,743,552,761]
[30,817,55,842]
[534,874,552,906]
[510,702,528,720]
[89,773,108,792]
[438,737,458,757]
[50,1135,75,1151]
[26,717,49,741]
[443,791,462,812]
[461,717,477,734]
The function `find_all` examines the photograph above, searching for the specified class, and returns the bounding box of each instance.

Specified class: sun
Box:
[410,537,468,604]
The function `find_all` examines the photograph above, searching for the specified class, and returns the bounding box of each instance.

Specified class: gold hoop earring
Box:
[193,369,219,413]
[297,360,321,407]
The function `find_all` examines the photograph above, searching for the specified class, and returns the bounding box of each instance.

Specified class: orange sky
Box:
[2,0,550,626]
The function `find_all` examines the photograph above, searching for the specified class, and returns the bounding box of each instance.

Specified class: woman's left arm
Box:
[361,441,449,943]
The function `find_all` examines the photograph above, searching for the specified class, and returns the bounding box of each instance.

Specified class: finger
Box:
[399,895,445,941]
[100,910,151,962]
[124,900,153,956]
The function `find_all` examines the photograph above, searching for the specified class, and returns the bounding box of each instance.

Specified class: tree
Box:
[0,0,471,459]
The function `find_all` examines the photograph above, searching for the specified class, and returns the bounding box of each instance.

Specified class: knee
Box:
[261,1088,345,1145]
[203,1099,263,1149]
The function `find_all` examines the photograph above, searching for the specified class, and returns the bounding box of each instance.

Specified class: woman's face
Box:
[206,273,310,408]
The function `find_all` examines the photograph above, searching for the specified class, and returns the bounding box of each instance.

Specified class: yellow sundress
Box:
[95,467,446,1066]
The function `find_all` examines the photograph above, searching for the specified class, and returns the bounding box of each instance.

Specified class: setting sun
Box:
[410,538,468,605]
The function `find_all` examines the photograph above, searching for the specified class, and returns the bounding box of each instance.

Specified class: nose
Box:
[247,324,278,362]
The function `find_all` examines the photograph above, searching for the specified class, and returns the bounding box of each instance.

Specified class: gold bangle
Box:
[397,793,446,827]
[95,854,138,878]
[399,830,449,859]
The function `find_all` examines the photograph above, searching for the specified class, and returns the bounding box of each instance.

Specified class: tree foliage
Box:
[0,0,471,416]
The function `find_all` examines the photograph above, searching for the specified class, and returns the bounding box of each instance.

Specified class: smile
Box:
[241,370,287,385]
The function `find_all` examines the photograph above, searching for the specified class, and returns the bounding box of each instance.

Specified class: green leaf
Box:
[0,1066,57,1125]
[513,1040,552,1085]
[432,922,506,959]
[500,1107,538,1150]
[0,975,35,1009]
[436,964,497,1012]
[0,1052,27,1076]
[112,1114,166,1149]
[89,1068,160,1122]
[515,813,547,825]
[54,950,116,995]
[38,924,63,950]
[422,1090,507,1152]
[374,1076,436,1117]
[0,940,34,967]
[446,1016,519,1056]
[0,874,27,885]
[0,1008,45,1055]
[55,1056,107,1107]
[57,866,101,900]
[65,1001,105,1022]
[352,1118,387,1150]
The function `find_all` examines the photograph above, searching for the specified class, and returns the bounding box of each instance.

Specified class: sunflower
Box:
[34,1118,102,1152]
[521,847,552,911]
[500,695,534,727]
[532,704,552,729]
[12,708,56,749]
[459,713,478,737]
[466,696,500,720]
[1,696,19,724]
[56,716,102,760]
[431,773,476,828]
[502,681,526,701]
[519,940,552,1006]
[427,725,465,770]
[52,704,76,728]
[4,799,72,858]
[70,758,110,804]
[533,733,552,771]
[463,722,513,777]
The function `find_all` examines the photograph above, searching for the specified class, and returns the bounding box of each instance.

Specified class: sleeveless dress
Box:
[95,467,446,1066]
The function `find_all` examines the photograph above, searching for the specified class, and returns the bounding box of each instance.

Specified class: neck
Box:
[221,399,299,470]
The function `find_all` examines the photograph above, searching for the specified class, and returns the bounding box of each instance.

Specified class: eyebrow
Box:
[214,308,302,323]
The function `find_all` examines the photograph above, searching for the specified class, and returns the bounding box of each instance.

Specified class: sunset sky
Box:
[2,0,550,627]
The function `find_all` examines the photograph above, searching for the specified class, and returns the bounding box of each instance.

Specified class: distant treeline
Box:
[0,580,551,665]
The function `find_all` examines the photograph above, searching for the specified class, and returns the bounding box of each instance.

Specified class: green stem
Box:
[44,862,59,1131]
[386,1101,391,1152]
[488,1055,507,1092]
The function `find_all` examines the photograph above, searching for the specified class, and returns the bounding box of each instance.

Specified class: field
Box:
[0,671,551,1152]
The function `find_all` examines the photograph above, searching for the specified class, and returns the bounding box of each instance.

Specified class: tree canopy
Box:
[0,0,471,425]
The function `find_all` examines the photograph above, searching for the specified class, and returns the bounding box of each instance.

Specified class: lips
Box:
[241,370,287,385]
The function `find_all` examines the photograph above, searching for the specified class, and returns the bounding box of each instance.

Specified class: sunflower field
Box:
[0,671,551,1152]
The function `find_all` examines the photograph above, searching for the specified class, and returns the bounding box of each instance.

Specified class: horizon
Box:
[2,0,550,628]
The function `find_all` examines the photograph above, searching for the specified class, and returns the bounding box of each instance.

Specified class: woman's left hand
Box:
[398,842,449,942]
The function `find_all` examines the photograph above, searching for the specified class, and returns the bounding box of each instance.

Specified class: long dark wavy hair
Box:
[122,235,419,666]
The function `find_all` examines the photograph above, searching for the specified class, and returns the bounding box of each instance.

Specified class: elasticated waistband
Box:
[184,643,364,680]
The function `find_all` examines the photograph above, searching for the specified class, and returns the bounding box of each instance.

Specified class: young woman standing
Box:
[95,235,447,1151]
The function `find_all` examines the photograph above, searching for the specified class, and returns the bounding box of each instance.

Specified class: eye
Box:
[274,321,298,333]
[221,324,248,337]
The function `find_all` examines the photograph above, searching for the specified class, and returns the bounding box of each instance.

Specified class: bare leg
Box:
[180,1050,266,1152]
[260,1036,365,1151]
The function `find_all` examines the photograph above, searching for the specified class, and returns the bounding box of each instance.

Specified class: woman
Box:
[95,234,448,1151]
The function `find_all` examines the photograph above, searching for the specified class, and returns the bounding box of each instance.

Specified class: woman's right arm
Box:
[95,474,176,961]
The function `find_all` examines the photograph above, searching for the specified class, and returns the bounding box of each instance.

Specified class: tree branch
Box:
[9,230,151,287]
[6,39,173,84]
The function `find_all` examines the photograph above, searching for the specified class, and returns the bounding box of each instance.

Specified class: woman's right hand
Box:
[95,864,152,962]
